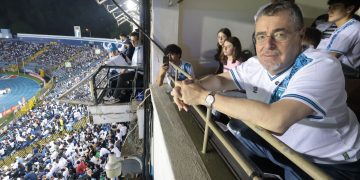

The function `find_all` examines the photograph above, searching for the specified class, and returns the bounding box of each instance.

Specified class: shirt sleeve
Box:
[229,57,257,90]
[184,62,195,79]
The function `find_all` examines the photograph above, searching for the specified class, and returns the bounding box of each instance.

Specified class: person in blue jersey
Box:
[172,2,360,179]
[317,0,360,72]
[156,44,195,86]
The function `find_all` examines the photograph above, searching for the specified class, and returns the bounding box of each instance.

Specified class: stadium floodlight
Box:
[106,4,119,13]
[96,0,108,5]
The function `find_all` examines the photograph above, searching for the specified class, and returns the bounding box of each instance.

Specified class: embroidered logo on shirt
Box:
[269,53,312,103]
[253,87,258,93]
[342,152,350,160]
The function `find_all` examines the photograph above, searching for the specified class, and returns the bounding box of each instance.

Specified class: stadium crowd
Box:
[31,43,81,71]
[0,39,44,67]
[49,47,107,102]
[1,122,127,180]
[0,0,359,179]
[0,38,130,179]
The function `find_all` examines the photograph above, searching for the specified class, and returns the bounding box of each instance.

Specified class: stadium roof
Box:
[95,0,140,26]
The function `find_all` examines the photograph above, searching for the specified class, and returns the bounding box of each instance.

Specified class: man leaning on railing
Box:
[171,2,360,179]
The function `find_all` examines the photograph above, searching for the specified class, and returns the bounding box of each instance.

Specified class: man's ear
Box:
[298,27,306,40]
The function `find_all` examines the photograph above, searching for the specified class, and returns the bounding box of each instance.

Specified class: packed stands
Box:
[0,39,128,179]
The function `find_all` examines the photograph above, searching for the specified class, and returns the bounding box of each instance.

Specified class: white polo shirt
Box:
[317,18,360,70]
[105,55,128,74]
[131,45,144,74]
[229,48,360,164]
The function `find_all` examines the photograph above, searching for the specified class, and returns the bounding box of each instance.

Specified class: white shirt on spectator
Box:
[105,55,128,73]
[120,125,127,137]
[62,168,69,180]
[131,45,144,72]
[99,147,110,157]
[229,48,360,164]
[111,146,121,157]
[317,18,360,70]
[90,156,101,165]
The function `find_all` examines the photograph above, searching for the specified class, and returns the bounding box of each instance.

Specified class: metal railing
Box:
[58,65,143,105]
[166,61,332,179]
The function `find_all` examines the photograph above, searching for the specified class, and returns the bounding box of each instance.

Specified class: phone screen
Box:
[163,55,169,65]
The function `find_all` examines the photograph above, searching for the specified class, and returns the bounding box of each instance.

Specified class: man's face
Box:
[255,10,303,75]
[119,35,126,42]
[130,36,139,47]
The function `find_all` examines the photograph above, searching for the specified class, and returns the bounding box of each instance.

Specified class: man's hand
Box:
[171,86,189,111]
[159,64,169,75]
[171,79,206,111]
[156,64,170,86]
[180,80,206,106]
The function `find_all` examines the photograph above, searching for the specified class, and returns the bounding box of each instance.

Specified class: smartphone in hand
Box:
[163,55,170,65]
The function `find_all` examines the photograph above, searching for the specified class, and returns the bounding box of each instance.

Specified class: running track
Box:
[0,74,40,112]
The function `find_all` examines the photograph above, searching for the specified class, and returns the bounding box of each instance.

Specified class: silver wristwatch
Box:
[205,91,216,107]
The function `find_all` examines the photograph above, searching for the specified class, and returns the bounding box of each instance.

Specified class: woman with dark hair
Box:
[213,37,245,125]
[214,28,231,74]
[221,36,245,72]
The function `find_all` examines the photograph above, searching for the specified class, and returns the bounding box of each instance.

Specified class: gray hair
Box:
[255,2,304,31]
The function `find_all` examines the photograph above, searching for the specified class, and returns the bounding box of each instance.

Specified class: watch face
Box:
[205,94,215,105]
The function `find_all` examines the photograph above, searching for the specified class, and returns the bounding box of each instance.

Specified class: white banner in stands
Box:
[65,62,72,68]
[74,26,81,38]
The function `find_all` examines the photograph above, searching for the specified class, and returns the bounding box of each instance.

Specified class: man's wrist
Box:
[204,91,216,107]
[195,79,202,87]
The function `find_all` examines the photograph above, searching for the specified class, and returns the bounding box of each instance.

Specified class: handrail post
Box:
[92,73,98,105]
[175,69,178,85]
[201,107,211,154]
[89,79,95,103]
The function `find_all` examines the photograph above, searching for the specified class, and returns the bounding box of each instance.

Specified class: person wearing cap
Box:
[103,42,129,74]
[106,32,144,103]
[103,42,129,102]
